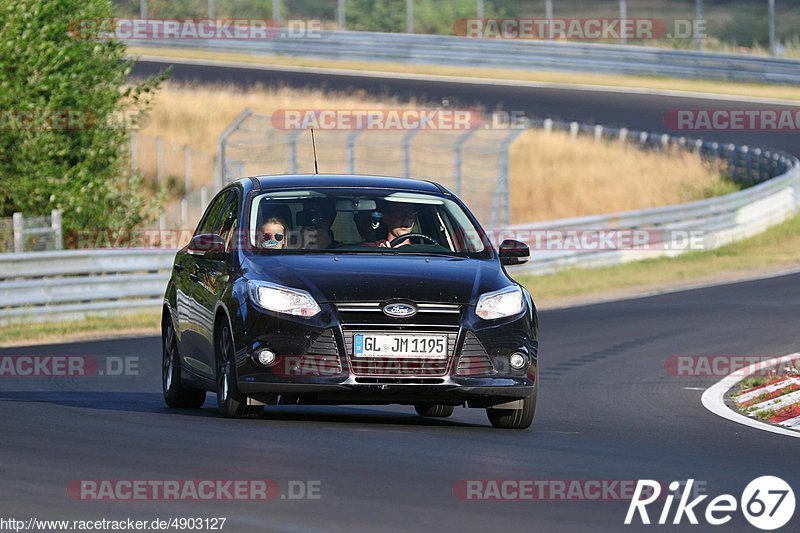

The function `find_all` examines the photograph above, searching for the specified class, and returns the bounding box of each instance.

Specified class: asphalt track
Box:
[1,60,798,532]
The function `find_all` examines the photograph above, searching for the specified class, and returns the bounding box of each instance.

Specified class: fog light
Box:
[257,349,277,366]
[509,352,527,370]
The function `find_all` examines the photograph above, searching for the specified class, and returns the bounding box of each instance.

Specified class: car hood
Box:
[241,254,510,304]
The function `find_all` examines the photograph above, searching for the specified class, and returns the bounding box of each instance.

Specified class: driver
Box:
[377,203,418,248]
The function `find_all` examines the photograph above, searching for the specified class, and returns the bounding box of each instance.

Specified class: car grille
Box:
[456,332,494,376]
[342,329,458,377]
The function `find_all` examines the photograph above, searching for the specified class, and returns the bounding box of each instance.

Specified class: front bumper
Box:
[234,299,538,407]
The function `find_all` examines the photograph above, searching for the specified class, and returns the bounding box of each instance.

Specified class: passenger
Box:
[298,201,340,250]
[260,216,287,250]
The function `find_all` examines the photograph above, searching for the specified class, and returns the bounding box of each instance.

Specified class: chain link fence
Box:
[218,110,522,226]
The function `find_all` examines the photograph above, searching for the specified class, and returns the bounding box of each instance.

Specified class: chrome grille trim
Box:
[336,302,462,314]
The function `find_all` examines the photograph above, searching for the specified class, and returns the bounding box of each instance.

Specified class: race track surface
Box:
[2,274,799,531]
[2,59,797,532]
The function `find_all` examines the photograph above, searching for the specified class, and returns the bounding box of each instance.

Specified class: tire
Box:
[414,403,455,418]
[162,315,206,408]
[216,323,263,418]
[486,392,536,430]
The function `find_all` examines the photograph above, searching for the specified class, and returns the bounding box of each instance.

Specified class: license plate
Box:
[353,333,447,359]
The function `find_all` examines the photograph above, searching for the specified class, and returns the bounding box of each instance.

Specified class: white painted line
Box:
[780,416,800,428]
[734,377,800,404]
[129,53,800,107]
[701,353,800,438]
[749,389,800,415]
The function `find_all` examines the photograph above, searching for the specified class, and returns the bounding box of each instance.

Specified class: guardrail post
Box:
[288,129,304,173]
[492,129,524,227]
[402,130,418,178]
[200,187,209,212]
[338,0,346,30]
[12,212,23,253]
[130,131,138,171]
[619,128,628,143]
[593,125,603,142]
[51,209,63,250]
[216,108,252,190]
[347,130,364,174]
[406,0,414,33]
[181,198,188,228]
[543,118,553,133]
[155,137,164,185]
[454,129,479,195]
[272,0,280,22]
[619,0,628,45]
[183,145,191,195]
[569,122,579,139]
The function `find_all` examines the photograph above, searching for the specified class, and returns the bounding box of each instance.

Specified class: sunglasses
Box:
[262,232,284,242]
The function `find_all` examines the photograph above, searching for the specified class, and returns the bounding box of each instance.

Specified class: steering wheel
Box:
[389,233,438,247]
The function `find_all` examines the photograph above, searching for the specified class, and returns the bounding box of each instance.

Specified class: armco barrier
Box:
[127,31,800,84]
[0,249,176,322]
[1,129,797,321]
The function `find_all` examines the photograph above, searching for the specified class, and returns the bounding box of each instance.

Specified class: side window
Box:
[218,192,240,252]
[195,191,232,236]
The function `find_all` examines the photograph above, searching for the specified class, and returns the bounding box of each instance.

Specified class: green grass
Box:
[517,214,800,303]
[0,311,161,346]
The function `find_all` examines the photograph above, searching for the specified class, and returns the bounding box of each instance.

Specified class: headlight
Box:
[476,286,524,320]
[248,281,321,317]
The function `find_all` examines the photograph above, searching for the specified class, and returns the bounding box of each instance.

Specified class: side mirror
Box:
[188,233,227,258]
[499,239,530,266]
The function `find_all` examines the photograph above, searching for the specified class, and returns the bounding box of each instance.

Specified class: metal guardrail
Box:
[1,119,797,321]
[127,30,800,84]
[0,249,176,322]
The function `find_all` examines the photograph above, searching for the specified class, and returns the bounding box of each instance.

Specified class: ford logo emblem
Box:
[382,302,417,318]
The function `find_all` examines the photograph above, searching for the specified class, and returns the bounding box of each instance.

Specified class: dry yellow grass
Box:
[138,83,726,222]
[510,130,726,222]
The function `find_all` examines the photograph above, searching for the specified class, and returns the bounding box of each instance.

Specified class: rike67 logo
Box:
[625,477,795,530]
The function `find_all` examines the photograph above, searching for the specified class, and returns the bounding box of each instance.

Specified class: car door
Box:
[178,191,232,380]
[192,190,240,375]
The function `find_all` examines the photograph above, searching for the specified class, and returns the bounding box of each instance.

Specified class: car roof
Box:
[250,174,444,193]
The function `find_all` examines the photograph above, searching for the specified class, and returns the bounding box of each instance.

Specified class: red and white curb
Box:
[701,353,800,438]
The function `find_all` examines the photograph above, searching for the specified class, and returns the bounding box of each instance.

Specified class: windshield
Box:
[247,188,487,255]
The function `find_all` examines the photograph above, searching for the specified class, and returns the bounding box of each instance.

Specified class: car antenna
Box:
[310,128,319,174]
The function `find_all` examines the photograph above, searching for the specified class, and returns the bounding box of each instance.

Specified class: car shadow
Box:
[0,391,487,428]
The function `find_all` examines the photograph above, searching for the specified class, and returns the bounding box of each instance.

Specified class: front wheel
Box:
[162,316,206,408]
[486,393,536,430]
[216,324,263,418]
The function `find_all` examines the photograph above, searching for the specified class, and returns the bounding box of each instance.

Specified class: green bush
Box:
[0,0,166,235]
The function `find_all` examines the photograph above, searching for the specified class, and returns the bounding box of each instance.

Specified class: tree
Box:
[0,0,166,234]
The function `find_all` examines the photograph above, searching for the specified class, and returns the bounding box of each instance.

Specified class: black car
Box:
[162,174,539,429]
